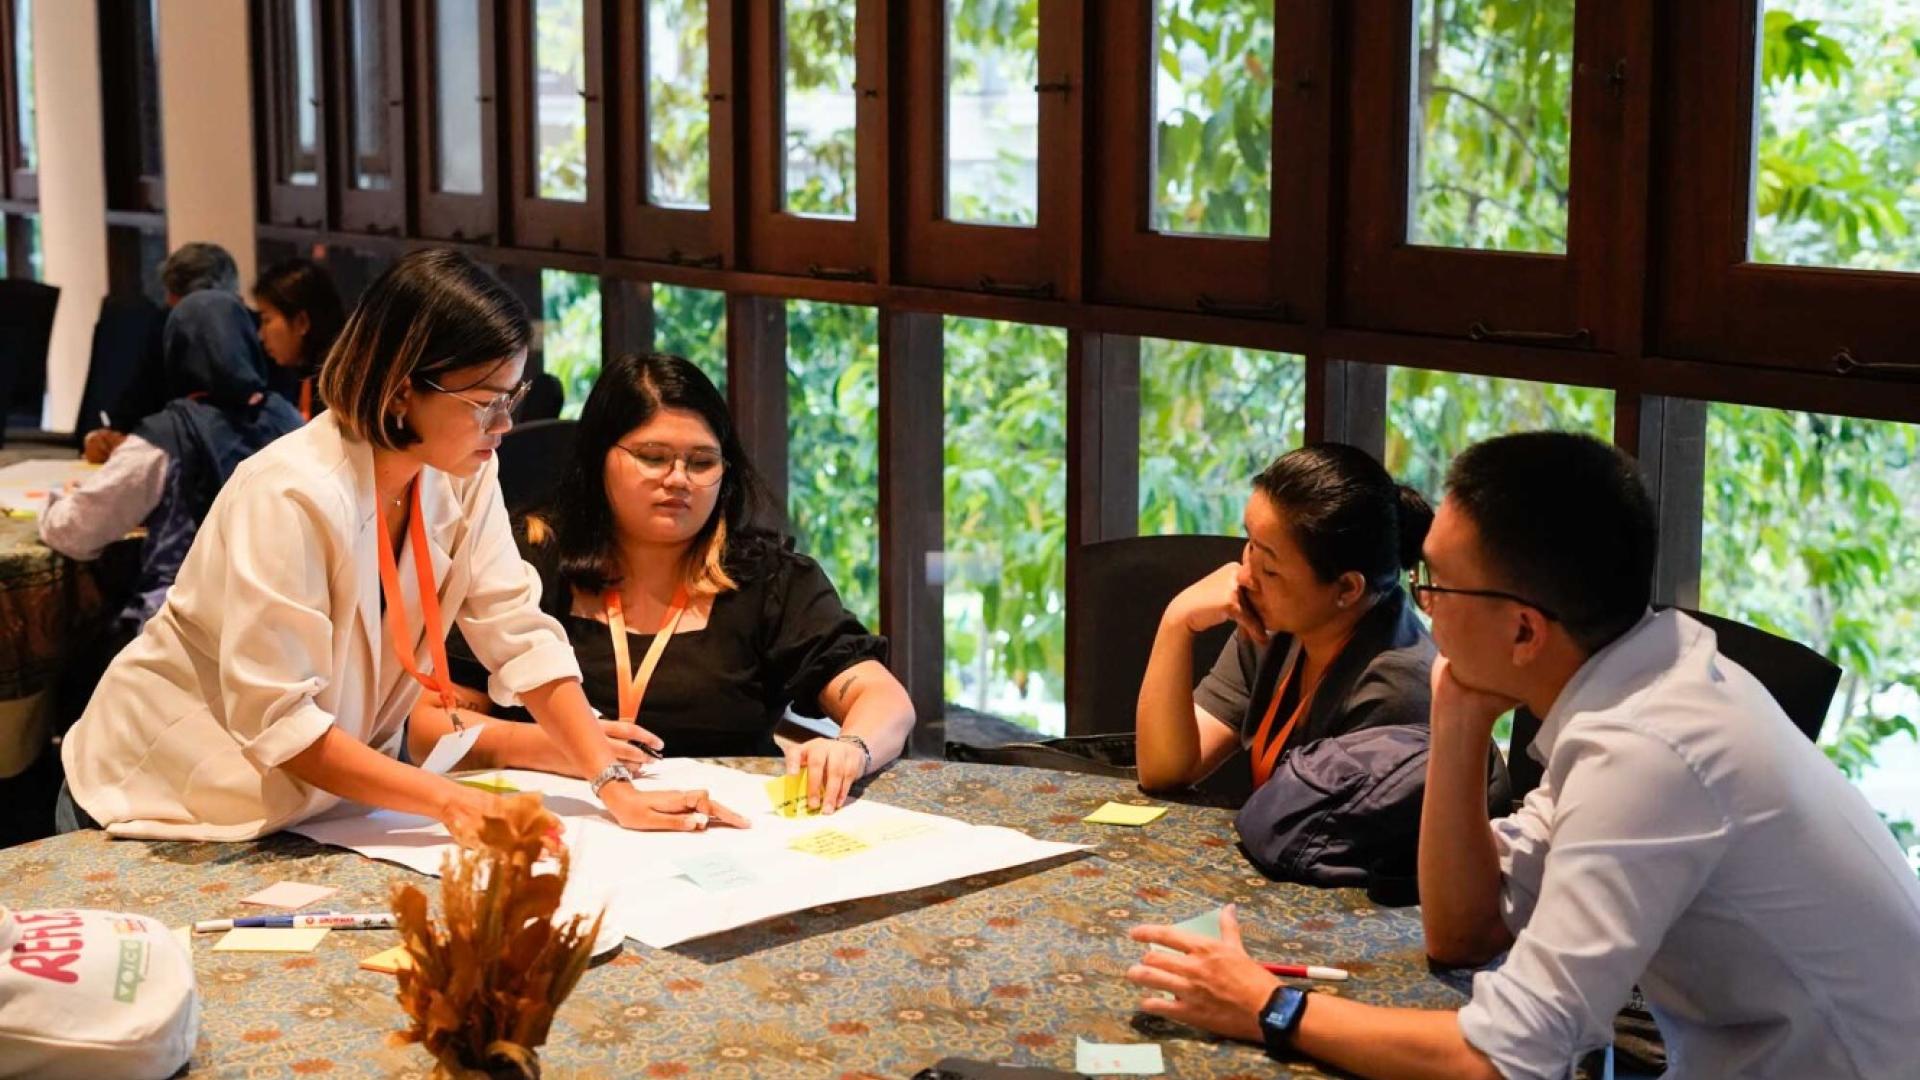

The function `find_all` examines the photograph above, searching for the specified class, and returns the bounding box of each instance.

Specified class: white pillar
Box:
[157,0,257,289]
[33,0,108,432]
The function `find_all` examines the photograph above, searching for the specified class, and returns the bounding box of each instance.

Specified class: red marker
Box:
[1261,962,1349,982]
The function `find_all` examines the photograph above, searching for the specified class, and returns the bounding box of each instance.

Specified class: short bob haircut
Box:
[537,351,768,599]
[252,257,347,372]
[318,249,531,450]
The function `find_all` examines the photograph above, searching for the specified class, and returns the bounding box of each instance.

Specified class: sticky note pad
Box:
[1083,801,1167,826]
[788,828,871,860]
[1171,907,1223,940]
[764,770,822,818]
[1074,1038,1165,1075]
[240,882,339,909]
[212,927,330,953]
[359,945,415,974]
[676,852,760,891]
[456,773,520,794]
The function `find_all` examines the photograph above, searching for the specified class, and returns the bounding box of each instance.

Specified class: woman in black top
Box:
[1137,445,1437,795]
[412,352,914,813]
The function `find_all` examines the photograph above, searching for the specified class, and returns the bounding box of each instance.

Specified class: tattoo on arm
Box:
[832,671,862,708]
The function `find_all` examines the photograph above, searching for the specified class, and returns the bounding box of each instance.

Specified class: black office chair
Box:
[1506,607,1842,804]
[0,279,61,444]
[948,534,1248,800]
[496,417,576,516]
[520,372,565,423]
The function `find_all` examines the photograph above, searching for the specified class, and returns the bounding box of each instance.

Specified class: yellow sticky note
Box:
[1083,801,1168,826]
[850,817,939,846]
[788,828,871,860]
[764,770,822,818]
[456,773,520,795]
[359,945,415,975]
[211,927,330,953]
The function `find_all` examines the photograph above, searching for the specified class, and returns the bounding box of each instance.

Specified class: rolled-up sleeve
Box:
[40,436,169,560]
[1458,724,1730,1080]
[453,475,580,706]
[216,480,341,770]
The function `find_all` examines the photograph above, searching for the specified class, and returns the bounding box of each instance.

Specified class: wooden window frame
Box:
[740,0,887,281]
[410,0,500,244]
[1336,0,1637,352]
[503,0,605,253]
[257,0,328,228]
[333,0,408,236]
[609,0,736,267]
[1652,0,1920,386]
[1084,0,1323,320]
[0,0,34,205]
[895,0,1083,300]
[100,0,166,215]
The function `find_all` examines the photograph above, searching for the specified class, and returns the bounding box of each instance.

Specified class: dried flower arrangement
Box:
[389,793,601,1080]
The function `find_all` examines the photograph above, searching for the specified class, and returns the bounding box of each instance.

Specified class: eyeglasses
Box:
[422,376,531,429]
[1408,562,1560,621]
[618,442,726,488]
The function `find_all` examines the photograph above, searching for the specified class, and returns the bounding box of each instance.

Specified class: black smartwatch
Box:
[1257,984,1310,1060]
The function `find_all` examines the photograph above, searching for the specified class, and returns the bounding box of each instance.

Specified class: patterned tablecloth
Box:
[2,760,1468,1078]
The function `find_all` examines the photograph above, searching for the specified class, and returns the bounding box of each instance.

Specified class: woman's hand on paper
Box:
[602,782,750,832]
[510,718,663,776]
[785,736,866,814]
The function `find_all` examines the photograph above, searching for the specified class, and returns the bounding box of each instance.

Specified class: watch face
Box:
[1263,986,1308,1032]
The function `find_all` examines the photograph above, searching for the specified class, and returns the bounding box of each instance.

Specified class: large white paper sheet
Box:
[290,758,1086,948]
[0,458,97,513]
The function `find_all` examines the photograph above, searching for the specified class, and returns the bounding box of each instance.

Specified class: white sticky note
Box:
[418,723,484,775]
[212,927,331,953]
[240,882,339,910]
[675,852,760,892]
[1074,1038,1165,1075]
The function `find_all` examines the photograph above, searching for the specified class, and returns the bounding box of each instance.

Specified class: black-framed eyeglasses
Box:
[1408,563,1560,621]
[422,376,532,429]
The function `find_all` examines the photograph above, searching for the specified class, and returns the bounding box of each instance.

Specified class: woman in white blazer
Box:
[58,250,746,840]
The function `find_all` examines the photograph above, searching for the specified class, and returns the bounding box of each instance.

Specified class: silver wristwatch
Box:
[589,762,636,798]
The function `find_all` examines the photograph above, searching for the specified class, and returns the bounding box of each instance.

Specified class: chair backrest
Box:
[75,296,165,436]
[496,418,576,516]
[521,372,564,423]
[1066,534,1247,736]
[1506,607,1841,803]
[0,280,61,425]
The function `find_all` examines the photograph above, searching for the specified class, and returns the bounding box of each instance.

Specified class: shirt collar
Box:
[1530,607,1664,764]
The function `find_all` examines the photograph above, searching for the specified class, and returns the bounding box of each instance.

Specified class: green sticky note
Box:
[1074,1037,1165,1075]
[1150,907,1224,958]
[764,769,821,818]
[1083,801,1167,826]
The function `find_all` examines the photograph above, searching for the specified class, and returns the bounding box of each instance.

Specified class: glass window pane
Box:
[541,270,602,419]
[652,283,727,392]
[433,0,485,196]
[787,300,880,624]
[347,0,393,191]
[534,0,588,202]
[286,0,317,185]
[944,0,1038,227]
[1152,0,1273,238]
[646,0,710,209]
[1750,3,1920,273]
[12,0,32,173]
[943,316,1066,735]
[1408,0,1574,254]
[1384,368,1613,501]
[781,0,857,218]
[1139,341,1305,535]
[1702,406,1918,853]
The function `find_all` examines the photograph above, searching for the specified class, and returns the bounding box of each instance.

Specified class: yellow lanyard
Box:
[605,585,689,722]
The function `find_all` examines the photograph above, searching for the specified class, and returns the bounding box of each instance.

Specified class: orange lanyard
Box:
[298,378,313,422]
[374,480,460,721]
[1248,634,1353,788]
[605,585,689,723]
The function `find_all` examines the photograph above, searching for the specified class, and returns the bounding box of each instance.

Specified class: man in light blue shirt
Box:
[1128,432,1920,1079]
